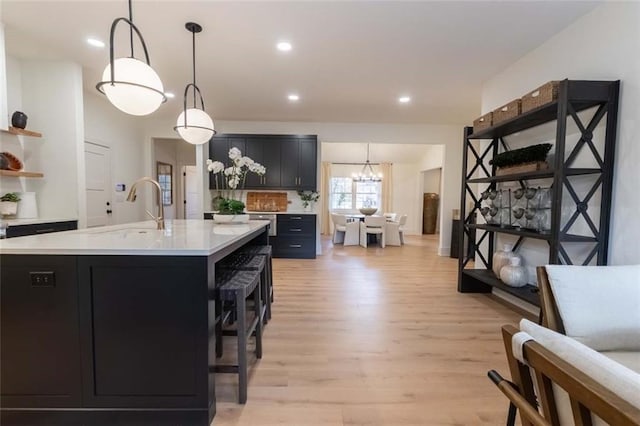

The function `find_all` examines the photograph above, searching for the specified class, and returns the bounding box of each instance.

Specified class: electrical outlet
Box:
[30,271,56,287]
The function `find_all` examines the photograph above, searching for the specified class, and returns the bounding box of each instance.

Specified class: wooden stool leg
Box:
[254,279,263,359]
[236,293,248,404]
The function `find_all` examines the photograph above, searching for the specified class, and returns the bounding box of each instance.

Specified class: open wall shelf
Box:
[0,170,44,178]
[458,79,620,308]
[1,127,42,137]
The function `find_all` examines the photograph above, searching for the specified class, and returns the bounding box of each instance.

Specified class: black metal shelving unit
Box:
[458,79,620,307]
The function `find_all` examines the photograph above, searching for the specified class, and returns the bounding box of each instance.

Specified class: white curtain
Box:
[320,162,332,234]
[380,162,393,213]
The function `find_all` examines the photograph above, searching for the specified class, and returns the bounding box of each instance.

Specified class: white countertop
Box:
[0,219,269,256]
[205,210,316,215]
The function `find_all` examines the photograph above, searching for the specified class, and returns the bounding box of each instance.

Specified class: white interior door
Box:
[85,142,112,227]
[184,165,201,219]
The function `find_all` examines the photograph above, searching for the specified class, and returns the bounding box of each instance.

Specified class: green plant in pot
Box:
[207,147,266,222]
[297,190,319,211]
[0,192,21,216]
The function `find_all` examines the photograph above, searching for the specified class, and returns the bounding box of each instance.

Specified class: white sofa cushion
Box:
[520,319,640,411]
[544,264,640,351]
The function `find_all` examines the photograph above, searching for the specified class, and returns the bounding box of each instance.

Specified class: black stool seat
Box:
[238,245,274,319]
[211,269,262,404]
[218,254,270,324]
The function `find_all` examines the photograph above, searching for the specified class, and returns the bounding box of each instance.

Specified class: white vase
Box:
[492,243,517,277]
[500,257,528,287]
[213,213,250,224]
[0,201,18,216]
[303,203,312,212]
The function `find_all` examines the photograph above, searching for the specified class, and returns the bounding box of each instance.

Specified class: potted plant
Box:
[297,190,319,212]
[0,192,21,216]
[207,147,265,223]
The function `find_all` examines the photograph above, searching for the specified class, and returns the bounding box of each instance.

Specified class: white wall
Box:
[0,23,8,131]
[142,118,465,254]
[13,59,84,221]
[482,2,640,265]
[84,92,147,226]
[423,168,441,195]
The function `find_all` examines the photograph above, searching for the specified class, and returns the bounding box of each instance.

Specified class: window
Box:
[156,162,172,206]
[330,177,381,210]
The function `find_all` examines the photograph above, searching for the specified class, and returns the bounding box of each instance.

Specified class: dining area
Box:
[331,211,407,248]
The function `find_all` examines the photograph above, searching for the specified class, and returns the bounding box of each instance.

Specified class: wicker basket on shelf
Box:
[473,112,493,132]
[492,99,521,125]
[522,81,560,113]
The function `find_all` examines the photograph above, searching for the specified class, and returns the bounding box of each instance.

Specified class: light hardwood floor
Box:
[213,234,522,425]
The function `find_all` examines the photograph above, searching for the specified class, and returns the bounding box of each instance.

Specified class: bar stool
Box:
[238,245,274,315]
[211,269,262,404]
[219,252,270,323]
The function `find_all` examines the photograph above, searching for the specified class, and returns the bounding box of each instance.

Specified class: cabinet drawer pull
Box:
[289,244,302,248]
[290,216,303,220]
[290,228,302,232]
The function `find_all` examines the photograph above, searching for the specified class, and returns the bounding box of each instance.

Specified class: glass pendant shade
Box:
[176,108,215,145]
[101,57,164,116]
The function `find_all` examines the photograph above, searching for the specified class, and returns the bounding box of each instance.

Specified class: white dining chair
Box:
[397,214,408,244]
[331,213,360,246]
[383,212,397,222]
[359,216,386,248]
[385,220,402,246]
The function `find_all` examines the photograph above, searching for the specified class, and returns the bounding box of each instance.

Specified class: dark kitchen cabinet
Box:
[0,256,82,408]
[272,214,316,259]
[208,136,246,190]
[245,136,282,188]
[280,136,317,190]
[6,220,77,238]
[208,134,317,191]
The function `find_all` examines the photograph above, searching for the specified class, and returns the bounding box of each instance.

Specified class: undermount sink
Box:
[83,227,157,236]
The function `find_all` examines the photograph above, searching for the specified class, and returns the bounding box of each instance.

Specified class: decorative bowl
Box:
[1,152,23,171]
[213,214,250,224]
[359,207,378,215]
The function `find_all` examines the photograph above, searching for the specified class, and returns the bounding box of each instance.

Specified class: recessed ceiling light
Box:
[86,38,105,48]
[277,41,292,52]
[164,92,175,99]
[398,96,411,104]
[288,94,300,102]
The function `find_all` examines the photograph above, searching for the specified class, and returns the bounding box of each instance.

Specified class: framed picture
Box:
[156,162,173,206]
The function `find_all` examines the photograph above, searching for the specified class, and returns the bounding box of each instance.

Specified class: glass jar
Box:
[492,243,517,277]
[500,257,528,287]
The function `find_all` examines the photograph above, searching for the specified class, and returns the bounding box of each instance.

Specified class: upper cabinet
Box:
[208,134,317,191]
[279,136,317,190]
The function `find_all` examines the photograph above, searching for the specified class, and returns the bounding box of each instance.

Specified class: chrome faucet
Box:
[126,177,165,230]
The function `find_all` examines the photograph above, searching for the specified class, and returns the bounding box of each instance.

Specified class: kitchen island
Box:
[0,219,269,426]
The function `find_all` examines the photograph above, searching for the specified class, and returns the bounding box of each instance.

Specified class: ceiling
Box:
[1,1,599,125]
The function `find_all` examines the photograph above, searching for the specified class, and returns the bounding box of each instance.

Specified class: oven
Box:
[249,214,277,236]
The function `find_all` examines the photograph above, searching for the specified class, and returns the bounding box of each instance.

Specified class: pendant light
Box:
[352,144,382,182]
[174,22,215,145]
[96,0,166,116]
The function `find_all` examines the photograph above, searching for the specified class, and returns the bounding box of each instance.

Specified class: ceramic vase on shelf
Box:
[500,257,528,287]
[492,243,517,277]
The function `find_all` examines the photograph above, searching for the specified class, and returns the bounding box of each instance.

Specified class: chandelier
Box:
[352,144,382,182]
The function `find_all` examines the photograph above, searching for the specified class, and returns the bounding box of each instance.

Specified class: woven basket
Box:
[522,81,559,113]
[492,99,521,125]
[473,112,493,132]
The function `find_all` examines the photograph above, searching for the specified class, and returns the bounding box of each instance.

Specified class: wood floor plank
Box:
[213,235,521,425]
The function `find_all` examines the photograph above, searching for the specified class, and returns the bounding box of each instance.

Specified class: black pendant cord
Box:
[128,0,134,58]
[192,29,197,108]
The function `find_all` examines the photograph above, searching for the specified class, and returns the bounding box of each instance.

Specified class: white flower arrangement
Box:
[207,148,266,213]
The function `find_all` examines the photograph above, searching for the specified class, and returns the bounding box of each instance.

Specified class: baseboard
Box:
[438,246,450,257]
[490,289,539,321]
